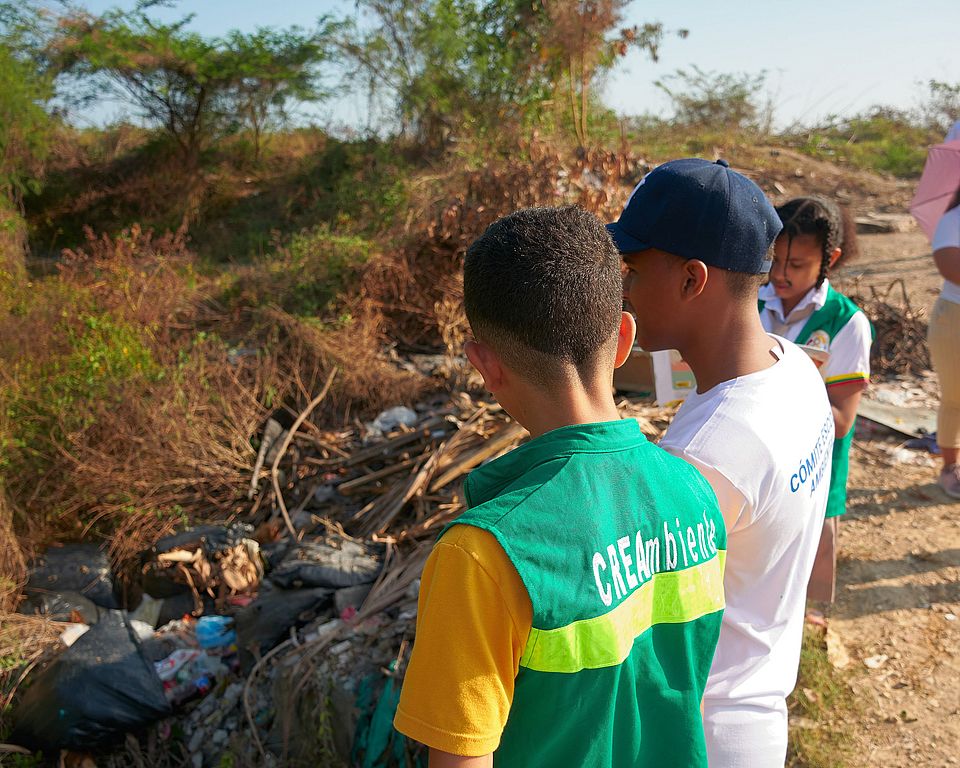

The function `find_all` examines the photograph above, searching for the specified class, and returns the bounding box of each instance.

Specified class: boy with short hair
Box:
[610,158,834,767]
[394,205,727,767]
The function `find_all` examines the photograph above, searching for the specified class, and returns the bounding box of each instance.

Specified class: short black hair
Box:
[464,206,623,386]
[776,196,859,288]
[720,268,768,301]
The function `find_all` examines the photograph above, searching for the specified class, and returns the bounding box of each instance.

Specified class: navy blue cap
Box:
[606,158,782,274]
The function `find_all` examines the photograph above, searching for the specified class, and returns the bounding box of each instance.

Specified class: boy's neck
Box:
[677,308,778,394]
[514,383,621,439]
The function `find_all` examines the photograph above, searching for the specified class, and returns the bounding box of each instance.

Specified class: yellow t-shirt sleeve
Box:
[393,524,533,757]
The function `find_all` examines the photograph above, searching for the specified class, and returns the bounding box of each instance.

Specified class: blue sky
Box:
[77,0,959,130]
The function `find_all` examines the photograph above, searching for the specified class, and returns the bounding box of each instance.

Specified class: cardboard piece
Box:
[857,398,937,438]
[652,350,697,406]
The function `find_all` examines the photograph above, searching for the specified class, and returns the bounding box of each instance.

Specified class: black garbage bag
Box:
[25,543,119,609]
[269,540,381,590]
[18,590,102,624]
[235,585,332,671]
[9,610,172,752]
[149,522,254,558]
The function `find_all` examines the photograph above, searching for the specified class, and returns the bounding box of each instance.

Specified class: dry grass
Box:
[0,491,25,614]
[787,626,858,768]
[0,613,65,739]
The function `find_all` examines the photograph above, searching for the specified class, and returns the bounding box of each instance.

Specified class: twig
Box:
[272,368,338,538]
[243,636,297,761]
[429,423,525,492]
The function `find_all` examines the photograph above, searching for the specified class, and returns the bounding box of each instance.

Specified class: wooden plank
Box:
[337,458,419,496]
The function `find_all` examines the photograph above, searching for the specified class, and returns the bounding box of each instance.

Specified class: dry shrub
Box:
[56,338,274,566]
[846,279,930,376]
[59,223,195,338]
[257,304,428,420]
[363,141,647,347]
[2,225,272,565]
[0,614,63,723]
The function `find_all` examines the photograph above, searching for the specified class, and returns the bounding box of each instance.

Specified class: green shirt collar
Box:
[464,419,646,508]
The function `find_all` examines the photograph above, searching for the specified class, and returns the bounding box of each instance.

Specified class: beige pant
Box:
[929,297,960,449]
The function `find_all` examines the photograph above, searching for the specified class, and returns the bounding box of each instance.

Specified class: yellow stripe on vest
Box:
[520,550,726,674]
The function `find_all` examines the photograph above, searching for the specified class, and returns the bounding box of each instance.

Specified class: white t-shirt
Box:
[933,206,960,304]
[660,337,833,756]
[758,279,872,387]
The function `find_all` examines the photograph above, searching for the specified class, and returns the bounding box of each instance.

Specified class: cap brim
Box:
[606,222,652,254]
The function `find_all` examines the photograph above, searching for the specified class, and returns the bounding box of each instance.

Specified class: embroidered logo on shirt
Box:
[806,330,831,352]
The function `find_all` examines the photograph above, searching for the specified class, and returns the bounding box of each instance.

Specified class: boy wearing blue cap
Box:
[609,159,834,768]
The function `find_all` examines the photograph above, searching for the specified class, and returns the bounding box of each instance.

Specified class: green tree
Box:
[922,79,960,136]
[537,0,679,146]
[656,66,768,133]
[334,0,477,150]
[0,2,53,207]
[50,7,331,165]
[0,1,54,277]
[224,26,335,160]
[334,0,681,150]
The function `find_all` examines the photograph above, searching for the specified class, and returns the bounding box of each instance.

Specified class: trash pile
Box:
[7,394,669,766]
[847,278,930,376]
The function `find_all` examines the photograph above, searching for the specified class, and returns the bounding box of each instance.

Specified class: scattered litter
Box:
[864,653,890,669]
[195,615,236,649]
[368,406,419,436]
[945,613,957,622]
[7,394,671,765]
[59,623,90,647]
[889,446,938,468]
[904,433,940,454]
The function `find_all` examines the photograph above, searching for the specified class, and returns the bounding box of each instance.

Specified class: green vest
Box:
[760,286,873,517]
[449,419,726,768]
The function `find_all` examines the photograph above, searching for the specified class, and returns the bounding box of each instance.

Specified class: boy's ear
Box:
[679,259,709,301]
[614,311,637,369]
[465,340,506,392]
[828,246,842,268]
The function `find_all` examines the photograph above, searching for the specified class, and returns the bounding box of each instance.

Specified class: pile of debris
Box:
[847,278,931,377]
[6,392,669,766]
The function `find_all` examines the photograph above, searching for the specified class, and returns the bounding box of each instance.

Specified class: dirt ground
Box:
[824,231,960,767]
